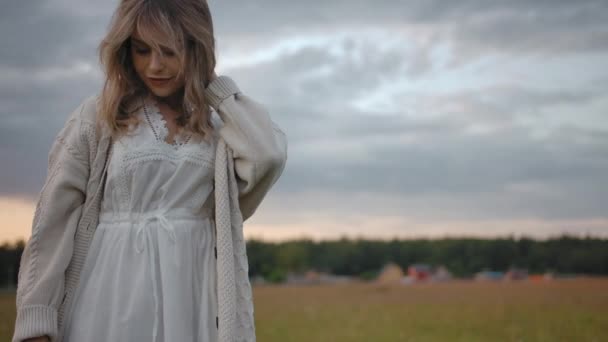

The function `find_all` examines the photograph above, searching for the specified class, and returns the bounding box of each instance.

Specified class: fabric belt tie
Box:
[98,207,213,341]
[134,210,174,341]
[134,212,176,254]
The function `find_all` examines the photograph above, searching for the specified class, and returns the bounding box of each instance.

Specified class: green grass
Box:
[3,278,607,341]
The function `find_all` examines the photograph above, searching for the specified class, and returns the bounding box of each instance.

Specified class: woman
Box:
[13,0,287,341]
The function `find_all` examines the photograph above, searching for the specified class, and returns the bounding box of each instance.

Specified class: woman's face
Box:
[129,30,185,99]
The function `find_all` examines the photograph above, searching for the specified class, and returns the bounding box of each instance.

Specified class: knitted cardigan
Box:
[12,75,288,342]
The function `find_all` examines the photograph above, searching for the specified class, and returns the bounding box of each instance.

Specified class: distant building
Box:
[431,265,453,281]
[528,272,554,282]
[285,269,355,285]
[375,262,405,284]
[303,270,321,283]
[474,270,504,281]
[504,268,528,281]
[408,263,432,281]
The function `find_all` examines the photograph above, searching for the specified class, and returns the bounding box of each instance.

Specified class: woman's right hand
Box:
[23,336,50,342]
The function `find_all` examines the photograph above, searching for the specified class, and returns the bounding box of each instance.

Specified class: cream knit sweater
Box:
[12,75,288,342]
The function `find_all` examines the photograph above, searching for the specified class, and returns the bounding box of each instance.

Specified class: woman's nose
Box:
[148,51,165,71]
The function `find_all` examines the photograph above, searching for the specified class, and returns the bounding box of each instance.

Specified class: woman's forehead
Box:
[130,28,183,49]
[131,28,161,44]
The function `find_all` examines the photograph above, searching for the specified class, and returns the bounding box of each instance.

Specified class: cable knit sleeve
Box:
[205,75,287,221]
[12,99,91,342]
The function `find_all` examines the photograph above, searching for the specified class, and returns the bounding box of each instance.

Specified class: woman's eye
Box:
[135,48,150,55]
[162,50,176,57]
[133,45,175,57]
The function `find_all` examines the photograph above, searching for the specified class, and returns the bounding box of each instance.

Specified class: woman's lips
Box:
[148,77,173,87]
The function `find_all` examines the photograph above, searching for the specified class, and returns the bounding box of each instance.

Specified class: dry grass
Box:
[253,277,608,341]
[2,278,607,341]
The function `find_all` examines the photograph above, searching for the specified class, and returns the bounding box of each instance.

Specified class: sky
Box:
[1,0,607,244]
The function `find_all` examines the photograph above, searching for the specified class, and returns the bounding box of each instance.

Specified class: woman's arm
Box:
[12,99,92,342]
[205,75,287,221]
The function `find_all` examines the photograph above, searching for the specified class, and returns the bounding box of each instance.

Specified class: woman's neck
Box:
[151,88,184,114]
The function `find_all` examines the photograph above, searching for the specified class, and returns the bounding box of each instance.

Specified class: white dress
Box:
[64,95,220,342]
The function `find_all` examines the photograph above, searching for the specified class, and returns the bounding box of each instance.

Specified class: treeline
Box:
[0,240,24,288]
[246,235,608,282]
[1,235,607,287]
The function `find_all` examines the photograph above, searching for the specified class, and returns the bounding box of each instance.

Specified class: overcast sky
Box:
[1,0,607,243]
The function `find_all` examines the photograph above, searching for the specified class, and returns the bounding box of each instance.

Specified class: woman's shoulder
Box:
[77,93,101,124]
[55,94,99,136]
[74,93,114,138]
[62,93,112,155]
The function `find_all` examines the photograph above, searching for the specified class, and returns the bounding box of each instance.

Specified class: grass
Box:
[2,277,607,341]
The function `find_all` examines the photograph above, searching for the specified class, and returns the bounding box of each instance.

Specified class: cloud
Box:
[211,1,608,65]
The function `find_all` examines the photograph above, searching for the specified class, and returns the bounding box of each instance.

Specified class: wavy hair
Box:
[97,0,217,142]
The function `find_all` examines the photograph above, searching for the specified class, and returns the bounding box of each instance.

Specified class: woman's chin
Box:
[148,87,176,98]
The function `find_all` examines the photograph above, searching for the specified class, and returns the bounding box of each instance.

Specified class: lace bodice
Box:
[101,95,220,216]
[141,97,193,147]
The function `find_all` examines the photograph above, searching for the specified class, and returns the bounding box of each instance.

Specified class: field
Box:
[2,278,607,341]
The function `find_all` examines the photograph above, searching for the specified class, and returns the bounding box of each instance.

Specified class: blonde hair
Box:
[97,0,217,142]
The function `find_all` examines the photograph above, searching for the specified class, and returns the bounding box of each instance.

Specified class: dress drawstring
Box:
[134,211,177,254]
[98,207,213,342]
[132,210,177,342]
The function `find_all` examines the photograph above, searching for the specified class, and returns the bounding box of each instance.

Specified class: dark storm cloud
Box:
[0,1,106,69]
[281,109,607,192]
[282,120,608,220]
[210,1,608,57]
[2,0,607,70]
[233,36,608,219]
